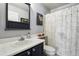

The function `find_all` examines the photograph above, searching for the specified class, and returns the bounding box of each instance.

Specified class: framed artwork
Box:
[37,13,43,25]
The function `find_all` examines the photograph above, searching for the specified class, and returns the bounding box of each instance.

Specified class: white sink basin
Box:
[11,39,42,47]
[14,40,31,45]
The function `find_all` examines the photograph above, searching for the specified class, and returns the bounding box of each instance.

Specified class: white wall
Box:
[0,3,48,39]
[30,3,49,34]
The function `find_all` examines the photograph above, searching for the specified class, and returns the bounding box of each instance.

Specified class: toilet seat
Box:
[44,45,55,56]
[44,45,55,52]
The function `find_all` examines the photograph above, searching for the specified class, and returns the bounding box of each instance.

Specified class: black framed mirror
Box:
[6,3,30,30]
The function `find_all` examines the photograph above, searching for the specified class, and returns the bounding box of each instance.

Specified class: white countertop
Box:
[0,36,45,56]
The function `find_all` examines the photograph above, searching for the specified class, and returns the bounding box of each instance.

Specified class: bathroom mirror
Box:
[6,3,30,30]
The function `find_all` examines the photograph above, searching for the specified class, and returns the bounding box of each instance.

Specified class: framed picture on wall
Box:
[37,13,43,25]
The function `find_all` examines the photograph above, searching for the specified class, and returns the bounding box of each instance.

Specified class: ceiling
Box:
[42,3,69,11]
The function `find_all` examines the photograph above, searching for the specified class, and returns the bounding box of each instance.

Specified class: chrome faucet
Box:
[26,32,31,38]
[19,36,25,41]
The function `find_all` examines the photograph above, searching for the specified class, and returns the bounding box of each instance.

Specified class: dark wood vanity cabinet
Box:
[14,43,44,56]
[14,49,31,56]
[31,43,43,56]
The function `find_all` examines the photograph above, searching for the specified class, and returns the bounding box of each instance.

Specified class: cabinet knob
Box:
[32,48,36,52]
[27,51,30,55]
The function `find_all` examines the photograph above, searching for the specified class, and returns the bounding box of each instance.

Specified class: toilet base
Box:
[44,51,56,56]
[44,52,59,56]
[44,45,56,56]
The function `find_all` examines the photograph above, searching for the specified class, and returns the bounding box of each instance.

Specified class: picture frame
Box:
[37,13,43,25]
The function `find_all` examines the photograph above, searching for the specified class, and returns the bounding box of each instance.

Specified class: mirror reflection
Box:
[8,3,29,24]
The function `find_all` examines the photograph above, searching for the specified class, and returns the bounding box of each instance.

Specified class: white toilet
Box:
[44,45,56,56]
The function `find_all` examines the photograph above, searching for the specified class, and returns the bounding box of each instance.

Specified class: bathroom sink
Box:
[10,40,31,47]
[11,39,42,47]
[15,40,31,45]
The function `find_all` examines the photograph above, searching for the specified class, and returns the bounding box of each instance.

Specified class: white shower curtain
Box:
[44,14,53,46]
[44,4,79,56]
[76,5,79,56]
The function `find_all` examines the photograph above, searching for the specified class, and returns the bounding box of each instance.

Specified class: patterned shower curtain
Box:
[44,4,79,56]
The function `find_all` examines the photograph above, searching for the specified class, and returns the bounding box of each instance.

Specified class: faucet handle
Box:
[19,37,25,41]
[28,32,30,34]
[26,32,31,38]
[26,32,30,35]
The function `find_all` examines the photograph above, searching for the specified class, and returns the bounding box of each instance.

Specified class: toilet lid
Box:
[44,45,55,52]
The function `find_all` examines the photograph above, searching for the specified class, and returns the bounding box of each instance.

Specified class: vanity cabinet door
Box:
[31,43,43,56]
[14,49,31,56]
[14,43,44,56]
